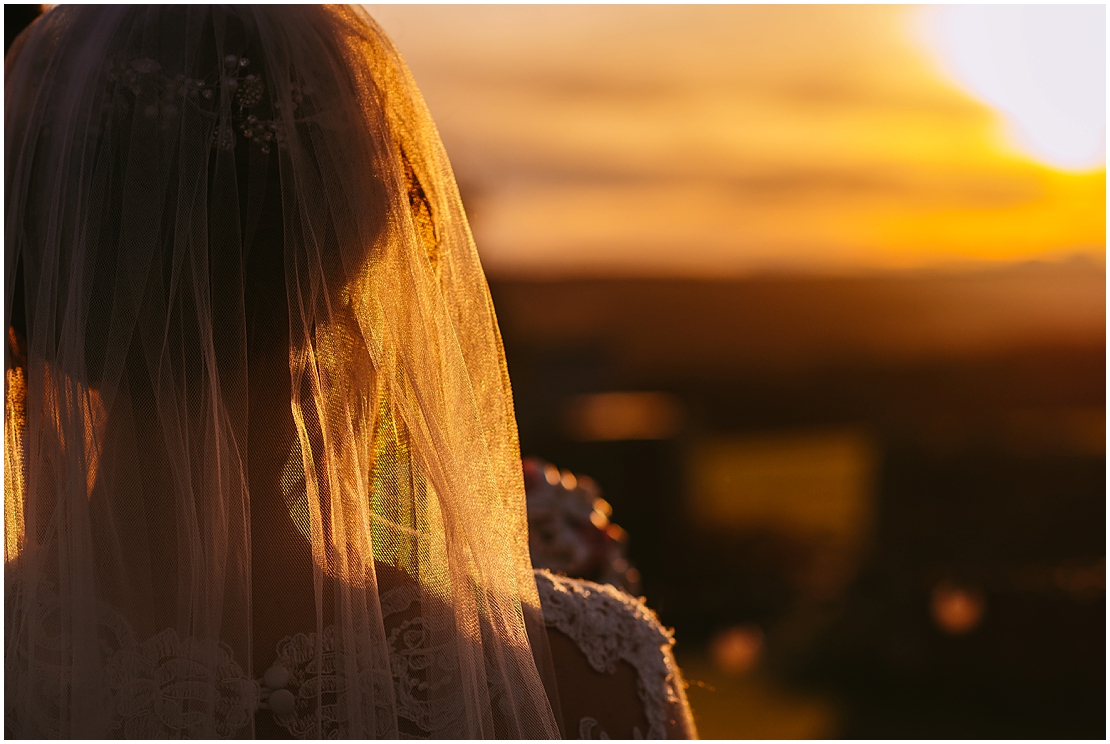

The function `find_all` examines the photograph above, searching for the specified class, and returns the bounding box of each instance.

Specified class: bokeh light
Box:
[710,625,765,675]
[564,392,684,442]
[931,581,987,635]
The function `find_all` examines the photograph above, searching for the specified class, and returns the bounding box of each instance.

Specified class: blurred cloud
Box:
[368,5,1105,277]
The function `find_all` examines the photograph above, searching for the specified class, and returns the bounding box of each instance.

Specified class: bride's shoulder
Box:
[535,569,672,664]
[535,569,698,740]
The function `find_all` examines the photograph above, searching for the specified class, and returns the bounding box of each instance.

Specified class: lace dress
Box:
[11,570,695,739]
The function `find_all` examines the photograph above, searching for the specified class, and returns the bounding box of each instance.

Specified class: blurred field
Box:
[678,656,837,739]
[491,260,1104,738]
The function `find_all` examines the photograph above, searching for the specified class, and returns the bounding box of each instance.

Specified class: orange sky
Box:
[367,5,1105,278]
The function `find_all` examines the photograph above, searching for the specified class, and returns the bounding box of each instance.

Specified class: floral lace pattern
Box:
[7,595,259,738]
[534,570,686,740]
[266,584,464,739]
[105,628,259,738]
[263,572,692,739]
[9,573,688,738]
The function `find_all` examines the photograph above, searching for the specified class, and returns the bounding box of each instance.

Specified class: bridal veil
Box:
[5,5,561,737]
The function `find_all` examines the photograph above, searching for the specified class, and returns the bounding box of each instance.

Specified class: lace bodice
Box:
[9,572,695,738]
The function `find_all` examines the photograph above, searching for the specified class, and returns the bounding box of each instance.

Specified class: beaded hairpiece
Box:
[104,52,307,153]
[103,50,441,271]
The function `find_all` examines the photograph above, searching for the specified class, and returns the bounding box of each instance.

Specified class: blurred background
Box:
[368,5,1105,739]
[8,4,1105,739]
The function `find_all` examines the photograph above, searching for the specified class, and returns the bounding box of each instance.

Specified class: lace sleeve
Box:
[535,570,697,739]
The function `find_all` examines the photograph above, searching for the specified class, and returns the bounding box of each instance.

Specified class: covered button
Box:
[269,688,296,717]
[263,664,291,690]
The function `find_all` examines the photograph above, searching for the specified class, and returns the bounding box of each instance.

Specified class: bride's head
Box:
[9,5,398,377]
[6,6,558,738]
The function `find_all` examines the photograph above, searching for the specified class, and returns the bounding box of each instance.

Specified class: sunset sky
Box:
[367,5,1105,277]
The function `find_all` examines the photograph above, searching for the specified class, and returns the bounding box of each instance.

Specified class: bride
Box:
[5,5,695,738]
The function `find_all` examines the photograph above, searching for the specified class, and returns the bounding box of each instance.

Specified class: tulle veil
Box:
[5,5,561,737]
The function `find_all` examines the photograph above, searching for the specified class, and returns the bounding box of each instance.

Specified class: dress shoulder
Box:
[534,569,697,739]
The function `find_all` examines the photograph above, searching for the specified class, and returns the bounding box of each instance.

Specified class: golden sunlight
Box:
[368,5,1105,277]
[5,368,26,563]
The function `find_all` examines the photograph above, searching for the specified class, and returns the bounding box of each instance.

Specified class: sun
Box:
[914,5,1106,173]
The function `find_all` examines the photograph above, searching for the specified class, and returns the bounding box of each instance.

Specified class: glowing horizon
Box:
[368,5,1105,278]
